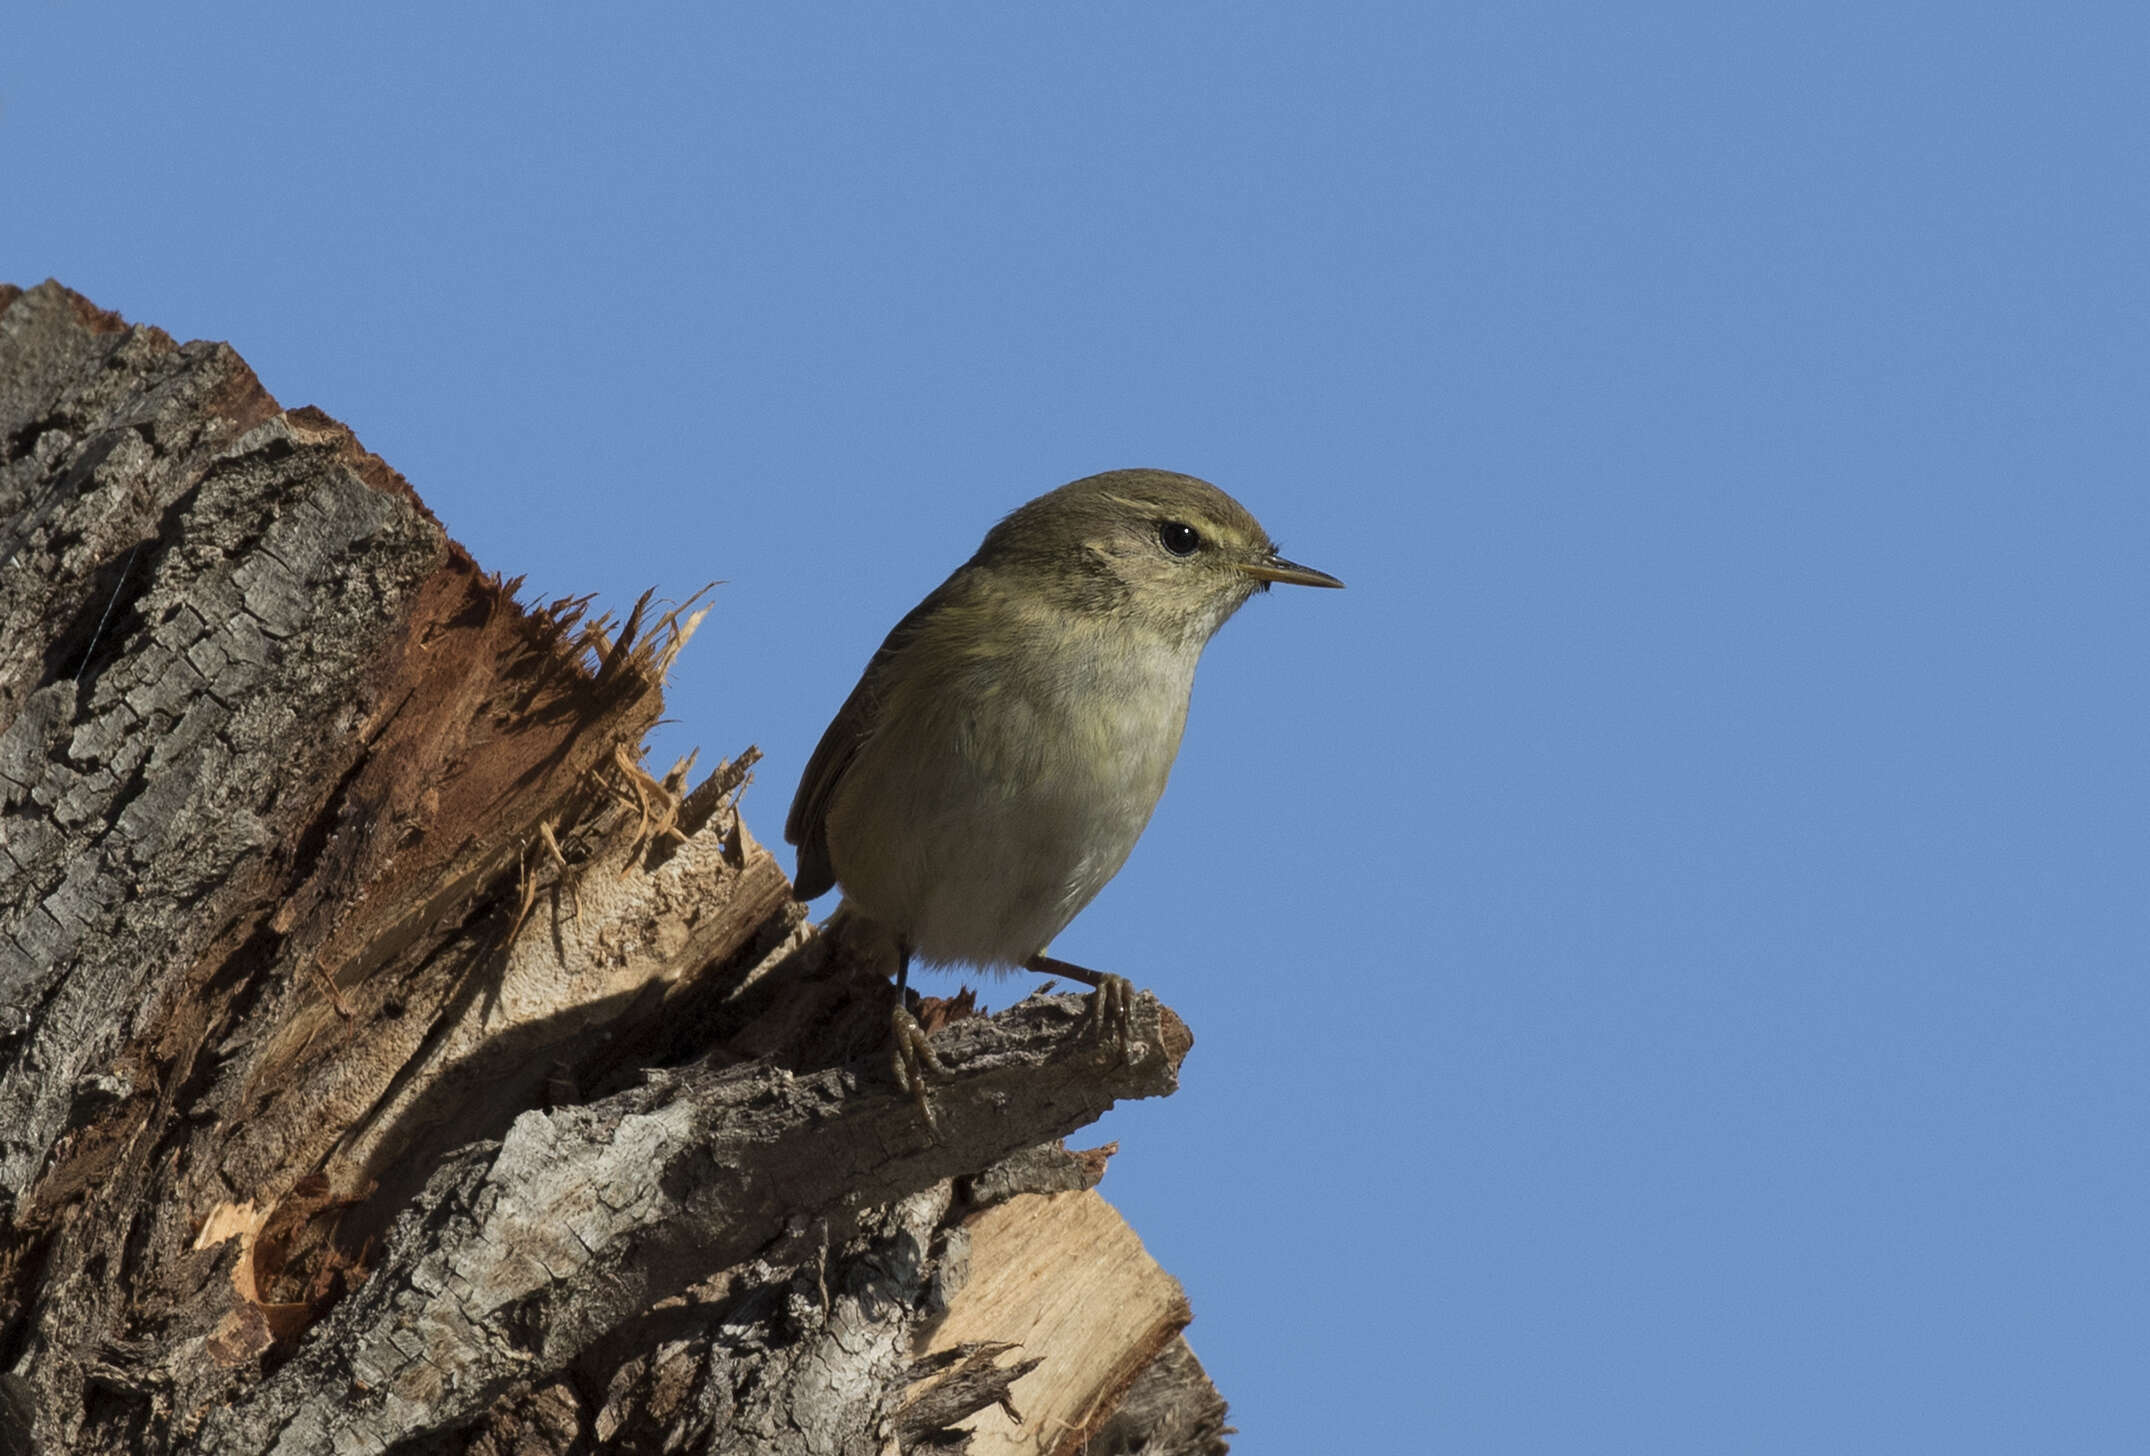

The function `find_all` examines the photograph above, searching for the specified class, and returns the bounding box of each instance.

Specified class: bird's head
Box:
[976,468,1343,646]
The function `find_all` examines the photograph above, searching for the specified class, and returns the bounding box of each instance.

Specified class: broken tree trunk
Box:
[0,282,1231,1455]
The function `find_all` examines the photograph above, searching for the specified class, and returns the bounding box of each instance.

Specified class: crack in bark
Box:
[1,282,1235,1456]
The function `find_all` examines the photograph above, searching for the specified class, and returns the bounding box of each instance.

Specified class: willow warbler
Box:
[786,469,1342,1107]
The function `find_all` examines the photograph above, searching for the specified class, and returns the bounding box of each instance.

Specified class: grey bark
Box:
[0,282,1227,1454]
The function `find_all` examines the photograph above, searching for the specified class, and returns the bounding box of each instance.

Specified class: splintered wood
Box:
[924,1190,1193,1455]
[0,281,1223,1455]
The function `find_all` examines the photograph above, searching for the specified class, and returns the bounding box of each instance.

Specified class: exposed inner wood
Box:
[919,1190,1196,1456]
[0,281,1232,1455]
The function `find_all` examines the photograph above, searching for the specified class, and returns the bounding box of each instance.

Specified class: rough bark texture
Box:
[0,282,1230,1454]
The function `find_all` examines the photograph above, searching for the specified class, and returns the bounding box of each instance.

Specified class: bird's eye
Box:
[1159,521,1201,556]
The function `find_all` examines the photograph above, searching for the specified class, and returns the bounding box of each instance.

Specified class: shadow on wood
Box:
[0,282,1230,1455]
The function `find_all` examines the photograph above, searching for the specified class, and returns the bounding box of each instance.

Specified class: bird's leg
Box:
[890,941,948,1126]
[1024,953,1135,1054]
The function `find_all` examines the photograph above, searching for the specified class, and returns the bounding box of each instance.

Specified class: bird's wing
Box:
[784,575,962,900]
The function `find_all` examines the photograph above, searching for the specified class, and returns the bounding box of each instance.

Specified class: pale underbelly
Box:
[827,704,1183,965]
[899,788,1147,965]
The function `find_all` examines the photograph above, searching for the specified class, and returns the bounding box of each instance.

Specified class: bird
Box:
[785,469,1342,1114]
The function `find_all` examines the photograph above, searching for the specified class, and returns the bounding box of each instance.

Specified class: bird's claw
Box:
[891,1005,949,1131]
[1085,973,1136,1061]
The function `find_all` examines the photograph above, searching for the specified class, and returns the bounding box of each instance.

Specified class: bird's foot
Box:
[1085,973,1135,1059]
[1025,955,1135,1064]
[891,1004,950,1131]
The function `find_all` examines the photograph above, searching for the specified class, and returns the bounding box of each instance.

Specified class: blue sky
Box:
[8,4,2146,1450]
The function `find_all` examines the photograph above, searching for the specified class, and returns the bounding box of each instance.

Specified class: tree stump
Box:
[0,281,1229,1455]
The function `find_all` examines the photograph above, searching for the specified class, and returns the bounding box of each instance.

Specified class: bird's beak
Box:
[1239,553,1345,589]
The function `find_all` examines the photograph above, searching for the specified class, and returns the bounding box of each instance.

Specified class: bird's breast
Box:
[972,631,1196,801]
[827,623,1201,966]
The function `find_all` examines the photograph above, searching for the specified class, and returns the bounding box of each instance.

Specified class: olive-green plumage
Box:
[786,468,1341,972]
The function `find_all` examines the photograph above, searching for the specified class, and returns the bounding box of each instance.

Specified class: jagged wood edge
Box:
[1,281,1226,1455]
[194,992,1183,1455]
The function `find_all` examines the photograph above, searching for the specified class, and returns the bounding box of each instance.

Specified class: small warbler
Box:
[786,469,1341,1107]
